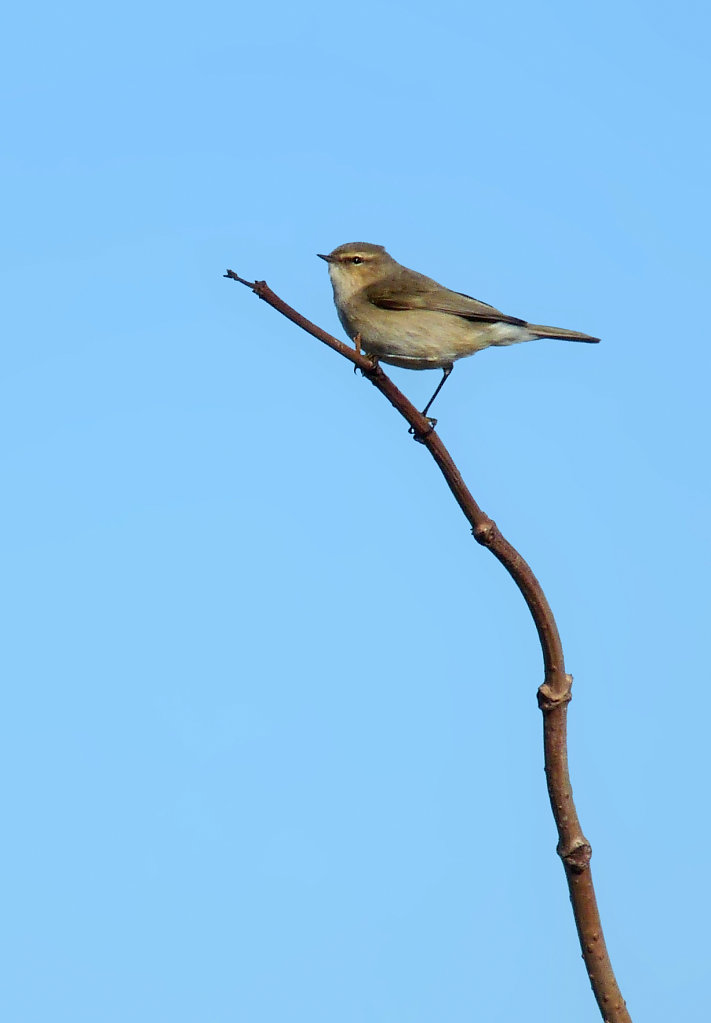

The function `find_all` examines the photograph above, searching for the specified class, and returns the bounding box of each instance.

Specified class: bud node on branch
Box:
[471,519,498,546]
[537,675,573,711]
[560,839,593,873]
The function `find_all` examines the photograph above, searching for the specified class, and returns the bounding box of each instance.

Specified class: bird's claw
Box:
[408,417,437,443]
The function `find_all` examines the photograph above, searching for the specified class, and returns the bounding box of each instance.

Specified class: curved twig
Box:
[225,269,632,1023]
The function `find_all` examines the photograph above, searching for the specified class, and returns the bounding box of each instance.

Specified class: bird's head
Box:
[317,242,397,299]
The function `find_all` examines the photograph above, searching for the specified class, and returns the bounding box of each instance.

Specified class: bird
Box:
[318,242,599,422]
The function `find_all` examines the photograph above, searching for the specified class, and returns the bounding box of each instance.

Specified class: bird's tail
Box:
[527,323,600,343]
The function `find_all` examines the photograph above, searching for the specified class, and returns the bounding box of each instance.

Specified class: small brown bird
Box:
[319,242,599,421]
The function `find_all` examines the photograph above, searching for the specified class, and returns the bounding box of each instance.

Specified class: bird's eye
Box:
[351,256,364,265]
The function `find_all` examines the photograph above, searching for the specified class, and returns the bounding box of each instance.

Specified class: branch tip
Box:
[224,269,254,288]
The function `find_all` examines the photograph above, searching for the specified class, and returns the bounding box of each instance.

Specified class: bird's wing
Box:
[364,272,527,326]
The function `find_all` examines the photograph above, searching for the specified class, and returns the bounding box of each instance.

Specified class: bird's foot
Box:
[355,348,379,376]
[408,417,437,443]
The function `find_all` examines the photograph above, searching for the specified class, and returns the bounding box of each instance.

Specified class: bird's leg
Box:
[420,364,453,426]
[353,333,364,374]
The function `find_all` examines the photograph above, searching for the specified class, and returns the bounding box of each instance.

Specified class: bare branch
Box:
[225,268,632,1023]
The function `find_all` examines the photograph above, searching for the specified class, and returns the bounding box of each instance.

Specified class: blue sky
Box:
[3,2,710,1020]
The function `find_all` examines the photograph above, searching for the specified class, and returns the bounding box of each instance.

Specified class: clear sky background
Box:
[3,2,710,1020]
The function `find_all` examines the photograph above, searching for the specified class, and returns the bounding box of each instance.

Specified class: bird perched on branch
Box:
[318,242,599,423]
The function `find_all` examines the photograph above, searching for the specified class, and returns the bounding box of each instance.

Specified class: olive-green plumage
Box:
[318,242,599,419]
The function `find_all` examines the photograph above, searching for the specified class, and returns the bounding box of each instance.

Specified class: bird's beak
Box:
[317,253,334,263]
